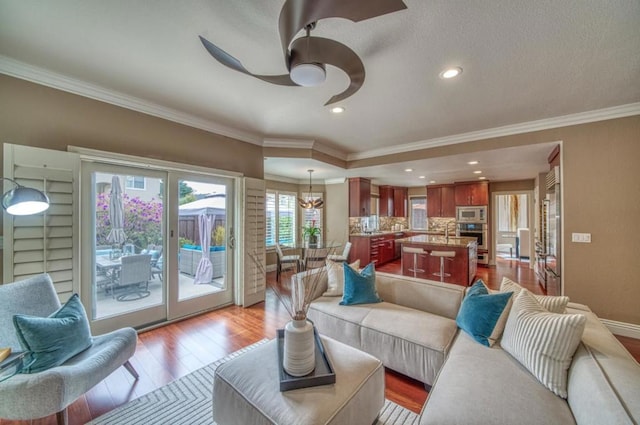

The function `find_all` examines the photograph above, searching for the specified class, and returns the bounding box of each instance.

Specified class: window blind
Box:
[410,196,427,230]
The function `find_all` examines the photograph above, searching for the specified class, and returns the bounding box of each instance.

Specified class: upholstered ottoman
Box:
[213,335,385,425]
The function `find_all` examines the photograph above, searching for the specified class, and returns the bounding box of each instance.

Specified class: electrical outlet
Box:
[571,233,591,243]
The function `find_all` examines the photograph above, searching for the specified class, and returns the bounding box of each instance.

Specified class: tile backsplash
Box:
[428,217,456,233]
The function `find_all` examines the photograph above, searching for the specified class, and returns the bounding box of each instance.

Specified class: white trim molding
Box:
[347,103,640,161]
[0,55,262,146]
[601,319,640,339]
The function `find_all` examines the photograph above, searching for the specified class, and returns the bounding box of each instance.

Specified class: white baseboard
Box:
[601,319,640,339]
[266,264,277,273]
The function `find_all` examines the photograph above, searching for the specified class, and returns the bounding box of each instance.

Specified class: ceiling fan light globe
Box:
[290,63,326,87]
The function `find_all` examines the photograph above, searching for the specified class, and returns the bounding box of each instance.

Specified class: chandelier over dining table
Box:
[298,169,323,209]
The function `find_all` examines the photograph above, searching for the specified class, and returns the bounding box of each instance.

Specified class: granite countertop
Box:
[350,230,444,237]
[396,234,478,248]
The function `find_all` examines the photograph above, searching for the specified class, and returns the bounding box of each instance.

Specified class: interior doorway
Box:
[492,191,533,267]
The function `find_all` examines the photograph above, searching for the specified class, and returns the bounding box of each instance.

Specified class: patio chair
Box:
[151,254,163,281]
[275,244,301,282]
[327,242,352,262]
[113,254,152,301]
[304,247,330,270]
[0,274,138,425]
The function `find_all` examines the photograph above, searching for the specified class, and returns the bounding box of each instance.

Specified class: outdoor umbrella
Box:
[194,213,215,284]
[106,176,127,245]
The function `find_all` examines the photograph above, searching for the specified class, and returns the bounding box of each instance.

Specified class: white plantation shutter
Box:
[265,191,276,247]
[241,177,266,307]
[278,193,296,246]
[3,144,79,302]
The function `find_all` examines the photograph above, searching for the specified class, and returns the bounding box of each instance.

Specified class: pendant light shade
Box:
[2,178,50,216]
[298,170,323,209]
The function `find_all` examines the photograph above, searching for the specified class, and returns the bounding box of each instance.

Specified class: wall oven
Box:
[456,222,487,250]
[456,206,487,223]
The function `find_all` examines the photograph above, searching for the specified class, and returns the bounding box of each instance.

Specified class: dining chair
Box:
[113,254,152,301]
[304,247,330,270]
[327,242,352,263]
[275,244,301,282]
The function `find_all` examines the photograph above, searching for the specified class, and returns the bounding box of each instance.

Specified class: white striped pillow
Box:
[500,277,569,313]
[501,289,586,398]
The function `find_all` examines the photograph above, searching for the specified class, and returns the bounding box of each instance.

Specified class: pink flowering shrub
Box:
[96,193,163,250]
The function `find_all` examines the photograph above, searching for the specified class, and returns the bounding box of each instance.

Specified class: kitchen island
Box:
[396,235,478,286]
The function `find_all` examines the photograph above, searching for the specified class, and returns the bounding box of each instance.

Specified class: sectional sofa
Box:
[302,270,640,425]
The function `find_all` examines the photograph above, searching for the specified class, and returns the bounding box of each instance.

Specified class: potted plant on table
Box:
[302,221,321,247]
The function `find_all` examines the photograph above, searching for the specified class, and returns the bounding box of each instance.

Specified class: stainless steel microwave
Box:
[456,206,487,223]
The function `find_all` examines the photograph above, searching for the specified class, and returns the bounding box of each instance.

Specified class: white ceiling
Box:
[1,1,639,186]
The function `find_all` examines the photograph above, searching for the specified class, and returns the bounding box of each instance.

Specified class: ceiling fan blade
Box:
[199,35,297,86]
[290,36,365,105]
[279,0,407,59]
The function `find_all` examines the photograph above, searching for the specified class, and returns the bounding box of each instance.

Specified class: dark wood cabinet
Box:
[349,234,396,266]
[393,187,408,217]
[349,178,371,217]
[427,184,456,217]
[379,186,394,217]
[379,185,408,217]
[454,182,489,206]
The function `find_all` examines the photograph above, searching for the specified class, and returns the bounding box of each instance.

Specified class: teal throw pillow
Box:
[340,262,382,306]
[456,280,512,347]
[13,293,93,373]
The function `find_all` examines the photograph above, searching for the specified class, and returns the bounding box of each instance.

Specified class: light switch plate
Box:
[571,233,591,243]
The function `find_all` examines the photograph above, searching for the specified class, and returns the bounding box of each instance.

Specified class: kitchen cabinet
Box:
[349,234,396,266]
[427,185,455,217]
[393,187,408,217]
[349,178,371,217]
[454,181,489,206]
[379,186,408,217]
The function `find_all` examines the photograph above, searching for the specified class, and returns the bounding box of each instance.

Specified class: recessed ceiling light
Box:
[419,176,426,179]
[479,176,487,180]
[473,170,482,174]
[439,67,462,79]
[467,161,479,165]
[330,106,345,114]
[429,180,436,184]
[405,168,413,172]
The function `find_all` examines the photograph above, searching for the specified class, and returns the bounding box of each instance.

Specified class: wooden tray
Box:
[276,327,336,392]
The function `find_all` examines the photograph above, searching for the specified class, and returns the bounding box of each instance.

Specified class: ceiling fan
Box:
[199,0,407,105]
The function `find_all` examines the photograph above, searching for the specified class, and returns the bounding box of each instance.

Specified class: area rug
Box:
[90,339,419,425]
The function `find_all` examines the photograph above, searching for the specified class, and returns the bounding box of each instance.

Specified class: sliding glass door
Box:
[167,173,234,320]
[81,163,167,334]
[81,163,235,333]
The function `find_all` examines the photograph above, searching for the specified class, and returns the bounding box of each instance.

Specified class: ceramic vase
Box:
[283,319,315,376]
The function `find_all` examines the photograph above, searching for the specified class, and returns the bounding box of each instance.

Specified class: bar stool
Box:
[403,247,427,277]
[431,251,455,282]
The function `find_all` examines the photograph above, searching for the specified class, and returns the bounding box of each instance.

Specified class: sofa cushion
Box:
[308,297,375,350]
[323,259,360,296]
[565,306,640,425]
[419,331,577,425]
[501,289,586,398]
[340,263,382,306]
[360,302,458,385]
[13,294,92,373]
[500,277,569,313]
[456,280,513,347]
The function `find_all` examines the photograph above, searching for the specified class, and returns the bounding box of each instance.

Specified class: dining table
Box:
[280,241,342,271]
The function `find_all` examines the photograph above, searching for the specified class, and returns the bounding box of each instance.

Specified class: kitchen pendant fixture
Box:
[298,169,324,209]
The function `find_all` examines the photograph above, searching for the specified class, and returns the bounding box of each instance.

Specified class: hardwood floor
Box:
[2,258,638,424]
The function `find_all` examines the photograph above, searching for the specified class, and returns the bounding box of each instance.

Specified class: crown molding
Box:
[263,173,301,184]
[347,102,640,161]
[0,55,262,146]
[262,138,315,149]
[324,177,346,185]
[311,142,349,161]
